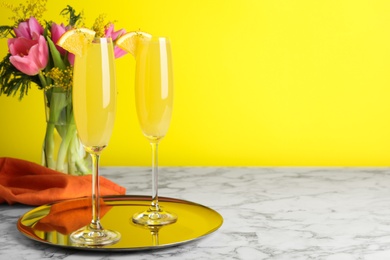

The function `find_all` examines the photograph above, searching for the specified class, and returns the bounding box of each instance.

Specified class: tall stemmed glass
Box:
[132,37,177,226]
[70,37,120,245]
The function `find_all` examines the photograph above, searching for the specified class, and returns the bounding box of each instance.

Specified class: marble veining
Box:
[2,167,390,259]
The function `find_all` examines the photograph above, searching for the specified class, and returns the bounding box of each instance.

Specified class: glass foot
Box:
[133,208,177,226]
[70,224,121,246]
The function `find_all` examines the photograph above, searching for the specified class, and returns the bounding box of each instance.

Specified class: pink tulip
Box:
[50,22,75,65]
[67,53,75,65]
[8,35,49,75]
[105,23,127,58]
[14,17,44,40]
[51,23,66,55]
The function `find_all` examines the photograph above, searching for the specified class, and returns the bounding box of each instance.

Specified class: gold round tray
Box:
[17,195,223,251]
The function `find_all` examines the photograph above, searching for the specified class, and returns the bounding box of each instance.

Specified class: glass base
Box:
[70,224,121,246]
[132,208,178,226]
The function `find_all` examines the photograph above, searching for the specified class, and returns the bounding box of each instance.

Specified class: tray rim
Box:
[17,195,224,251]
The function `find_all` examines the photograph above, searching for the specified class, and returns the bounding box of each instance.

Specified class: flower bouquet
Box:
[0,0,128,175]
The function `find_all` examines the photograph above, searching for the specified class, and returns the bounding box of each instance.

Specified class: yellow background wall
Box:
[1,0,390,166]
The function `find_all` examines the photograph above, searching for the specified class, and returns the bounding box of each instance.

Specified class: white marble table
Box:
[2,167,390,260]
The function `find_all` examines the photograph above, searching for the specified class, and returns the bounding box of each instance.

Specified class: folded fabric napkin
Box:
[0,157,126,206]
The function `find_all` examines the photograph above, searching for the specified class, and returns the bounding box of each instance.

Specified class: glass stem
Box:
[150,142,160,212]
[90,152,102,230]
[151,229,159,246]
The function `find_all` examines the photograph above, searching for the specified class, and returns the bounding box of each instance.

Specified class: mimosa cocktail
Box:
[70,37,120,245]
[132,37,177,226]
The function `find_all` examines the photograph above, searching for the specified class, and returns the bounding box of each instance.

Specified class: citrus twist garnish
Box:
[56,28,96,57]
[116,31,152,57]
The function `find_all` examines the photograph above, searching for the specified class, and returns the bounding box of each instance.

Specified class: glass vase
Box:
[42,87,91,175]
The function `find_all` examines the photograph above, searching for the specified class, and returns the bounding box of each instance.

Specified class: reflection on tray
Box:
[34,198,111,235]
[17,195,223,251]
[133,221,174,246]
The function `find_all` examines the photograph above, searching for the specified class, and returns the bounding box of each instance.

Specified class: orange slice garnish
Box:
[57,28,96,56]
[116,31,152,57]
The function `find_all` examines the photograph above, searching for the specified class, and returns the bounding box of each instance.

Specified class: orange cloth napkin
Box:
[0,157,126,206]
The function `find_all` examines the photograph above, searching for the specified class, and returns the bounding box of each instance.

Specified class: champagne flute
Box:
[70,37,120,245]
[132,37,177,226]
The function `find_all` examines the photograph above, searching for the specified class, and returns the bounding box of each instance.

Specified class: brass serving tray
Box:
[17,195,223,251]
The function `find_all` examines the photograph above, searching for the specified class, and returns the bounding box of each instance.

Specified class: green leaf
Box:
[0,25,14,38]
[60,5,83,27]
[47,37,66,70]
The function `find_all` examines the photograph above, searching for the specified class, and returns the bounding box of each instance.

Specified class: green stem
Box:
[76,157,90,175]
[56,121,76,172]
[43,87,91,175]
[57,111,90,175]
[45,88,69,171]
[38,72,47,88]
[69,134,90,175]
[43,122,56,169]
[67,134,78,175]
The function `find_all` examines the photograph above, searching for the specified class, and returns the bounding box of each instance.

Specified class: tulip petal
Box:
[14,22,30,39]
[10,55,40,76]
[68,53,75,66]
[112,28,126,40]
[8,38,36,56]
[51,23,67,55]
[52,23,65,41]
[28,17,44,39]
[36,36,49,68]
[114,46,127,59]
